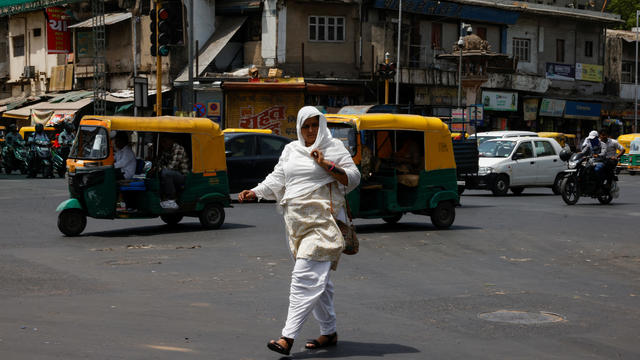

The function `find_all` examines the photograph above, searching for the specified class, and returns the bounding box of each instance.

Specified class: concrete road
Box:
[0,174,639,359]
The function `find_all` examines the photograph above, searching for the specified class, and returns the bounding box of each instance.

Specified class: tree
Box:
[606,0,640,30]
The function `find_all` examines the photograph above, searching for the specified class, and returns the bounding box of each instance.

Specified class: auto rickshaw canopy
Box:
[326,113,456,172]
[79,116,227,173]
[617,133,640,152]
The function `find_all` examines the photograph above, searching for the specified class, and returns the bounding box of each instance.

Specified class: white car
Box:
[468,130,538,144]
[464,137,566,195]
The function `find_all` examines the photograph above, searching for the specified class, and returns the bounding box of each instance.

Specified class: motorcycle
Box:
[52,146,70,178]
[27,138,53,178]
[1,142,28,174]
[559,150,619,205]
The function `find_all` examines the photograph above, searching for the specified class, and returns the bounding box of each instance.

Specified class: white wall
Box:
[262,0,277,66]
[507,18,538,74]
[192,0,216,52]
[9,12,62,81]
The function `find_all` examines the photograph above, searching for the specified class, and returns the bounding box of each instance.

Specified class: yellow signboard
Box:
[225,91,304,138]
[575,63,603,82]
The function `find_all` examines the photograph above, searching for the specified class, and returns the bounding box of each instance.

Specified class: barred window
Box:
[512,38,530,63]
[309,16,345,42]
[622,62,634,84]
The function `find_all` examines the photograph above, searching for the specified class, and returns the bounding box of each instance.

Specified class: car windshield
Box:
[478,140,516,158]
[69,126,109,160]
[475,135,500,144]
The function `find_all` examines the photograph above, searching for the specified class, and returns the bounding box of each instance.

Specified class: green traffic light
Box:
[158,45,170,57]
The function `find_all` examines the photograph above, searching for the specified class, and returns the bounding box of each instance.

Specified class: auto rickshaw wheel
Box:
[382,213,403,224]
[491,175,509,196]
[58,209,87,236]
[630,171,636,176]
[430,201,455,229]
[199,203,225,229]
[161,214,183,226]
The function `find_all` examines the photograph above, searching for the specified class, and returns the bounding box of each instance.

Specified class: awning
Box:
[3,103,39,120]
[69,12,132,29]
[3,97,93,124]
[175,16,247,82]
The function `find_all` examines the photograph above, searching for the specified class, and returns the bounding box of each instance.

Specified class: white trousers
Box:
[281,259,336,339]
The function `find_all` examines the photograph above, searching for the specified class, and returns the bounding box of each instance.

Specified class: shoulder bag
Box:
[329,183,359,255]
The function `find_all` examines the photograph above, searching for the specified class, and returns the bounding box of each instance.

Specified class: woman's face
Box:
[301,116,320,146]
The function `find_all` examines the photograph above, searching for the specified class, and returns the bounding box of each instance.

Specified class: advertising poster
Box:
[539,98,566,117]
[46,7,71,54]
[575,63,603,82]
[225,91,304,138]
[482,91,517,112]
[545,63,575,81]
[523,98,539,121]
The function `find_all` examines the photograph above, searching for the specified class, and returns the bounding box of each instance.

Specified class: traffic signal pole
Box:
[384,52,389,104]
[155,0,162,116]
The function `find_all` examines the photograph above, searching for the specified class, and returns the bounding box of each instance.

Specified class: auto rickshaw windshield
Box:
[69,125,109,160]
[329,126,358,156]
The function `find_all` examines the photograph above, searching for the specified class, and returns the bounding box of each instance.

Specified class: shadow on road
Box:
[355,222,481,234]
[286,341,420,358]
[463,193,556,197]
[81,222,254,238]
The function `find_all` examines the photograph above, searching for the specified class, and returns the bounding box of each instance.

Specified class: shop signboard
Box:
[564,101,601,120]
[575,63,603,82]
[523,98,539,121]
[46,7,71,54]
[545,63,575,81]
[539,98,566,117]
[225,90,303,138]
[481,91,517,112]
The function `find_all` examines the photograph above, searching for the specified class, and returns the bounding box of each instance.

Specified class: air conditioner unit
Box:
[23,66,35,78]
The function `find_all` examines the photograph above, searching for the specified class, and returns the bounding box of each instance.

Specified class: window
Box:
[622,62,634,83]
[514,142,534,159]
[476,27,487,40]
[33,28,41,37]
[12,35,24,57]
[534,140,556,157]
[512,38,530,62]
[309,16,344,42]
[556,39,565,62]
[225,135,255,157]
[431,23,442,49]
[258,136,288,156]
[584,40,593,58]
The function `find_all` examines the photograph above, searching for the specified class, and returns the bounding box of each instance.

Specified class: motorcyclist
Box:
[5,124,23,146]
[30,123,50,145]
[598,129,624,189]
[27,123,53,178]
[57,122,75,157]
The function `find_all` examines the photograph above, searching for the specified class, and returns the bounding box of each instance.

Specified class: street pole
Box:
[133,15,138,117]
[457,23,466,108]
[635,10,638,132]
[395,0,401,105]
[385,52,390,104]
[188,0,195,116]
[155,0,162,116]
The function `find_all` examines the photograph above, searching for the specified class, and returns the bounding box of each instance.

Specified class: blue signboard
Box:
[374,0,520,25]
[564,101,601,120]
[546,63,575,81]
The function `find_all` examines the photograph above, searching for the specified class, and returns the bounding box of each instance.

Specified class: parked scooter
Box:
[1,141,28,174]
[559,150,619,205]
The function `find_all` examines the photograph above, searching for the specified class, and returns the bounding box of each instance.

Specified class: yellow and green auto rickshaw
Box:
[617,133,640,175]
[56,116,231,236]
[326,113,459,229]
[537,132,568,148]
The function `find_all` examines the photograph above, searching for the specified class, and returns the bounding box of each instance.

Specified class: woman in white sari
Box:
[239,106,360,355]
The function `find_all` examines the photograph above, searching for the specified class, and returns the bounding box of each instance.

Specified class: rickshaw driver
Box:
[158,135,190,209]
[114,132,136,180]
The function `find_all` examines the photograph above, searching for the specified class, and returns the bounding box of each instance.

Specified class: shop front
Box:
[564,101,602,139]
[538,98,566,133]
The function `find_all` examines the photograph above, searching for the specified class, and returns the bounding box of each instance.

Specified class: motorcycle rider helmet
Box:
[559,149,572,162]
[35,123,44,133]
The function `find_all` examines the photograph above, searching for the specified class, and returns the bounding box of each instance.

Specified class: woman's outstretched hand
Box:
[238,190,257,202]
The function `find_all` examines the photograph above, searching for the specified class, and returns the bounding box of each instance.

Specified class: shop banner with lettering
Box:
[545,63,575,81]
[481,91,517,112]
[46,7,71,54]
[539,98,566,117]
[575,63,603,82]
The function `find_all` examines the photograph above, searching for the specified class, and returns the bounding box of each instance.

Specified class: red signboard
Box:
[46,7,71,54]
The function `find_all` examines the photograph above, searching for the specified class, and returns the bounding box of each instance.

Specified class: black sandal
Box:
[267,336,294,355]
[305,332,338,349]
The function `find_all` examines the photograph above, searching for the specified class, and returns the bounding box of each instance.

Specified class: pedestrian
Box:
[238,106,361,356]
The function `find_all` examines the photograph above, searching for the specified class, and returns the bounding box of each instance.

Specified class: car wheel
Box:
[510,187,524,195]
[430,201,455,229]
[491,175,509,196]
[560,177,579,205]
[161,214,183,226]
[552,174,563,195]
[199,203,225,229]
[382,213,402,224]
[58,209,86,236]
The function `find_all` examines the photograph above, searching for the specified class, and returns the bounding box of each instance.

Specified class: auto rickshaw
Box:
[564,134,577,152]
[537,132,568,149]
[56,116,231,236]
[617,133,640,175]
[326,113,458,229]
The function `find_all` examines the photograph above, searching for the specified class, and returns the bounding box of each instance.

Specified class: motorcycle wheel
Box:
[597,192,613,204]
[560,177,580,205]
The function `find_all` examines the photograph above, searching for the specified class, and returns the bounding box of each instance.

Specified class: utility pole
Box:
[188,0,194,116]
[384,52,390,104]
[635,10,638,132]
[395,0,401,105]
[155,0,162,116]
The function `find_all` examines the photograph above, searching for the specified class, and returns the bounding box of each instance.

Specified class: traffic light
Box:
[164,0,184,46]
[149,6,170,57]
[377,62,396,79]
